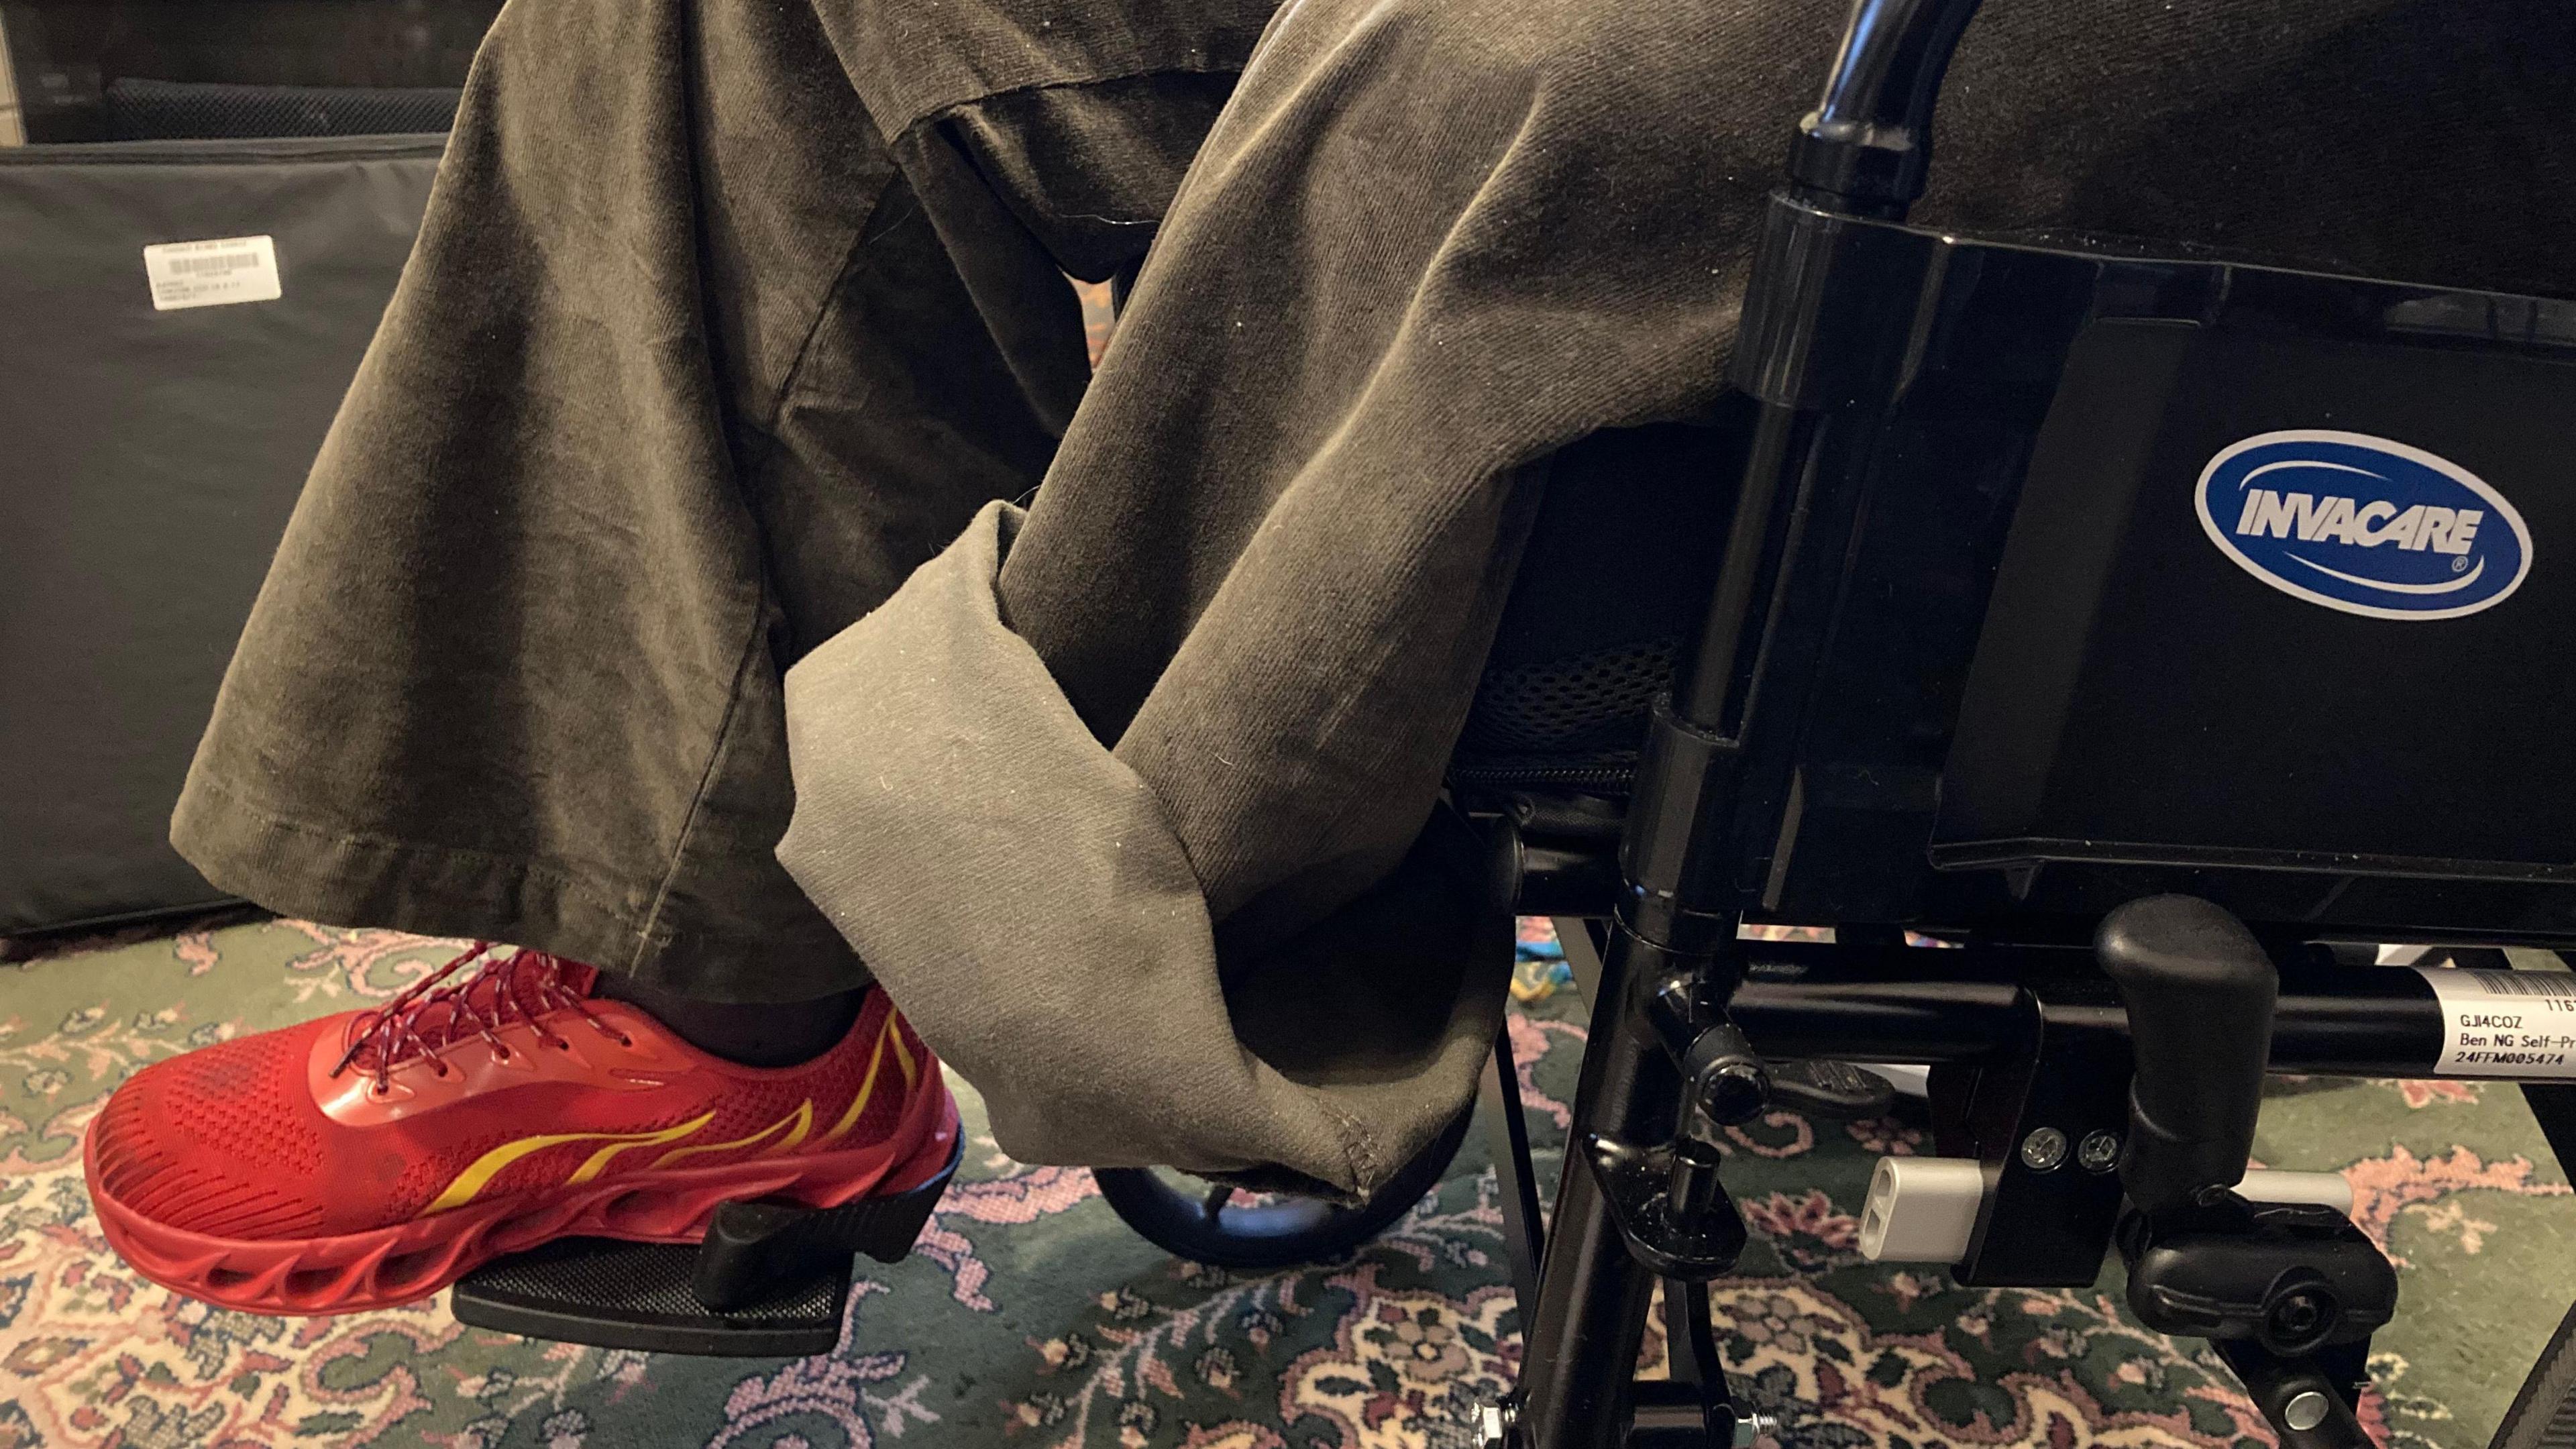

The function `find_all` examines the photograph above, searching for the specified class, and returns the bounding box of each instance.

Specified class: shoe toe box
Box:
[89,1022,341,1240]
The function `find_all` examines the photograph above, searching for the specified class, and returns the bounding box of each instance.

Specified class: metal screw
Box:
[2020,1126,2069,1172]
[2283,1390,2331,1432]
[2077,1129,2121,1173]
[2264,1286,2337,1354]
[1733,1410,1783,1446]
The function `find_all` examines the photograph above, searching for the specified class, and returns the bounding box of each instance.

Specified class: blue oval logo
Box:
[2195,430,2532,619]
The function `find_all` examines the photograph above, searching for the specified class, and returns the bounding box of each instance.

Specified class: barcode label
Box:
[168,252,262,275]
[143,235,282,311]
[2418,967,2576,1077]
[2467,971,2576,998]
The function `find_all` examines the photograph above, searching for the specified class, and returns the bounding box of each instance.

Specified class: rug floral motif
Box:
[1,919,2568,1449]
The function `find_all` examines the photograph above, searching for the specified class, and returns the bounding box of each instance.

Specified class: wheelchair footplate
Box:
[447,1132,963,1356]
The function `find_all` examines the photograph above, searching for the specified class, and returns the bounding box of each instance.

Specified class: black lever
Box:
[2100,897,2394,1449]
[2096,896,2277,1213]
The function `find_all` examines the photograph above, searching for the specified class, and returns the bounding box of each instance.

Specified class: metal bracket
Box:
[1586,960,1770,1282]
[1931,973,2133,1286]
[1585,1132,1751,1280]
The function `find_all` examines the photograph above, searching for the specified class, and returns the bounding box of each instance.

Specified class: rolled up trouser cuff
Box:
[777,500,1502,1196]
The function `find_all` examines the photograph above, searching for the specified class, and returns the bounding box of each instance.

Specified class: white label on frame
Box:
[2416,967,2576,1077]
[143,235,282,311]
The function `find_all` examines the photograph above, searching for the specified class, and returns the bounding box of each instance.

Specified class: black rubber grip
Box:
[2097,896,2279,1213]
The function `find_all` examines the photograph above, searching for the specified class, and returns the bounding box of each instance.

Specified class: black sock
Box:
[593,974,871,1069]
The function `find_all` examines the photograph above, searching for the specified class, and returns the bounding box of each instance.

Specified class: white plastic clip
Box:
[1858,1157,2355,1263]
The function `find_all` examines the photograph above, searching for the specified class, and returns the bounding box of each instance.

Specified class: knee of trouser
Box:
[1256,0,1835,180]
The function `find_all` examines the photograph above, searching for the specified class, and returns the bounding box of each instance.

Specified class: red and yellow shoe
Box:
[83,944,957,1316]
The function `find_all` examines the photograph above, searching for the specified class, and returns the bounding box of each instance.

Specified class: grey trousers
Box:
[176,0,2576,1189]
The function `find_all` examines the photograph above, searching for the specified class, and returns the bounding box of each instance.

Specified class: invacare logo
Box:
[2195,430,2532,620]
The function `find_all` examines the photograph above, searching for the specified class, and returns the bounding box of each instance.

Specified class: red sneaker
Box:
[83,944,957,1316]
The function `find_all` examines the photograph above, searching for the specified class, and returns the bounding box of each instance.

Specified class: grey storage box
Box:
[0,133,440,936]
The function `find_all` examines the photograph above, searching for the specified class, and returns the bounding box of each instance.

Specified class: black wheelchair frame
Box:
[452,1,2576,1442]
[1475,1,2576,1446]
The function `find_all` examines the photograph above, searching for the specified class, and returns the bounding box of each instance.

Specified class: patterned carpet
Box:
[3,918,2570,1449]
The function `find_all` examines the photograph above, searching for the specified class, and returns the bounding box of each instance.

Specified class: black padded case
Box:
[0,133,440,936]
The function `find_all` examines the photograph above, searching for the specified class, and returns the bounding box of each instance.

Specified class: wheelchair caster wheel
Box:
[1096,1105,1473,1269]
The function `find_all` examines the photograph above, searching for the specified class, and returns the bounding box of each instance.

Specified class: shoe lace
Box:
[330,943,633,1090]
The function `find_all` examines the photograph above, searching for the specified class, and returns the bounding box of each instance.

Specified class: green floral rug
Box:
[3,918,2569,1448]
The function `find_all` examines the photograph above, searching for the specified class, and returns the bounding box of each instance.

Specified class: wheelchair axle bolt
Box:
[2019,1127,2068,1172]
[1733,1410,1782,1446]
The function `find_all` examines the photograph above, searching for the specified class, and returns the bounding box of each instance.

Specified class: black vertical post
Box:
[1483,1021,1548,1326]
[1515,926,1682,1449]
[2522,1085,2576,1183]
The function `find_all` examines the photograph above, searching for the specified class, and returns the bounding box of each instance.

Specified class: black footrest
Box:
[449,1134,962,1356]
[449,1234,857,1356]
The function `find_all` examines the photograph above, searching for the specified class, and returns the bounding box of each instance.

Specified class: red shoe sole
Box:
[85,1078,960,1316]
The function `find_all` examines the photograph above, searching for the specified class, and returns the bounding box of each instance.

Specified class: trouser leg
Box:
[171,0,1254,1002]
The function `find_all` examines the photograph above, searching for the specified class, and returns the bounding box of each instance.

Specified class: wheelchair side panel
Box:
[1719,202,2576,938]
[1937,317,2576,906]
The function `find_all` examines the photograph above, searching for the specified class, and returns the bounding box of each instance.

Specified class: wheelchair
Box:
[446,0,2576,1443]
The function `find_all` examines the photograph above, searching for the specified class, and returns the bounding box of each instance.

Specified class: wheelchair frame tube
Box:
[1723,945,2457,1076]
[1515,923,1684,1449]
[1789,0,1987,215]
